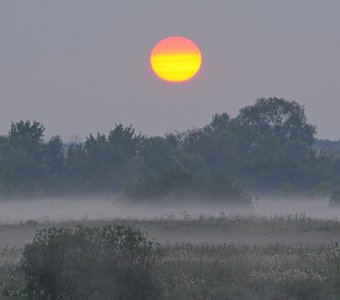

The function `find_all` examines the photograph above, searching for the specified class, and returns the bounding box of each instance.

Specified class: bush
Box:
[124,167,251,205]
[16,226,160,300]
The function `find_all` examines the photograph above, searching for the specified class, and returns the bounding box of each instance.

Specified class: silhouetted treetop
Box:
[0,98,338,199]
[237,97,316,145]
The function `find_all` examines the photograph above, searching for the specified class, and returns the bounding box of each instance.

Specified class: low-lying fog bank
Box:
[0,197,338,224]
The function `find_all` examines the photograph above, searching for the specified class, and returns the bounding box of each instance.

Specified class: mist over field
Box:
[2,1,340,298]
[2,98,340,299]
[0,197,339,224]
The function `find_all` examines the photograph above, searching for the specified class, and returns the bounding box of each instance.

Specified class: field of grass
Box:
[1,214,340,299]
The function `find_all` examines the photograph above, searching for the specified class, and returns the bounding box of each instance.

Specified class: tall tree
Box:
[237,97,316,145]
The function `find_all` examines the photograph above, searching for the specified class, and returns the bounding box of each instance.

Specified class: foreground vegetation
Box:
[1,97,340,203]
[2,226,160,300]
[1,215,340,299]
[156,242,340,300]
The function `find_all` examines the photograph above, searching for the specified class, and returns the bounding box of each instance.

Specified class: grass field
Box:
[1,214,340,299]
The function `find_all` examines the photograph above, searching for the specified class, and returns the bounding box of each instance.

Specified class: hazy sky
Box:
[1,1,340,140]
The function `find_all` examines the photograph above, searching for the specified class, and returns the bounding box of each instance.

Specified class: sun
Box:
[150,36,202,83]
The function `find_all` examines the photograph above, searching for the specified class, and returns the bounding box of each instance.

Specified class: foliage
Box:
[7,226,160,300]
[2,217,340,299]
[124,167,251,205]
[1,98,339,199]
[237,97,316,145]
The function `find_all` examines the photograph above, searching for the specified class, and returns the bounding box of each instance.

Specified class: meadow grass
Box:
[1,214,340,299]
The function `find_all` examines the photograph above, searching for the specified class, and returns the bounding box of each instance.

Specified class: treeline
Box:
[1,97,340,202]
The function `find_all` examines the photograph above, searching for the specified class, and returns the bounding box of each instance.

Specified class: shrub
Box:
[124,167,251,205]
[18,226,160,300]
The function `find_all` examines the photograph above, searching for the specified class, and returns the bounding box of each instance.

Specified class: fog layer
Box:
[0,197,338,224]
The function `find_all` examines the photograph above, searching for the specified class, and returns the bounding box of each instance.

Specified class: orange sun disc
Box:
[150,36,202,83]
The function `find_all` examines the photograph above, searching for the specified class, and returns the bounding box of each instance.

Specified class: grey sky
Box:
[1,1,340,140]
